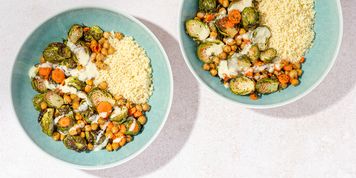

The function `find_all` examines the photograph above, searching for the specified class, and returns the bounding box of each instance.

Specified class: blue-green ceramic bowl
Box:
[179,0,343,108]
[11,8,173,169]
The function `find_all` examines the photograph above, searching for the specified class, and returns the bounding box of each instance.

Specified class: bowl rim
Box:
[10,6,174,170]
[178,0,343,109]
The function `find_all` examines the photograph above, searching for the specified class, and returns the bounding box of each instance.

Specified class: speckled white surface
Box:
[0,0,355,178]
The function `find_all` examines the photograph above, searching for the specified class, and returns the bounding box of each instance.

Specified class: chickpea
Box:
[75,113,82,120]
[106,143,113,152]
[114,94,123,101]
[69,129,77,136]
[290,79,300,86]
[111,126,119,134]
[101,48,108,56]
[203,63,210,71]
[226,39,236,46]
[80,132,85,138]
[52,132,60,141]
[222,0,229,7]
[126,135,133,142]
[210,31,218,39]
[70,94,78,100]
[134,111,143,118]
[60,134,65,141]
[91,123,99,131]
[280,83,288,89]
[99,81,108,90]
[85,125,92,132]
[142,103,150,111]
[96,53,105,61]
[119,124,127,133]
[103,31,110,39]
[209,63,216,69]
[241,43,246,49]
[218,52,227,60]
[231,45,238,52]
[106,132,113,139]
[219,7,227,14]
[289,70,298,79]
[115,32,124,40]
[72,101,80,110]
[97,117,106,125]
[235,38,242,46]
[98,38,106,44]
[112,142,120,150]
[40,102,47,110]
[297,69,303,76]
[210,69,218,76]
[293,62,301,69]
[213,56,220,65]
[196,11,205,19]
[136,104,143,112]
[118,99,126,106]
[90,53,97,62]
[108,47,115,55]
[84,85,92,93]
[119,137,127,147]
[239,28,246,35]
[103,41,110,49]
[77,120,85,126]
[223,45,232,53]
[86,79,93,86]
[138,116,147,125]
[229,51,235,56]
[87,143,94,151]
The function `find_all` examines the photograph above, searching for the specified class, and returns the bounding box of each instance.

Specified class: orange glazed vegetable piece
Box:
[277,74,290,84]
[38,67,52,79]
[51,68,65,83]
[228,10,241,24]
[58,117,71,127]
[97,101,113,116]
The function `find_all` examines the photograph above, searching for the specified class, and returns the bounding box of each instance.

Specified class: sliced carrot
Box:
[249,93,258,100]
[228,10,241,24]
[58,117,71,127]
[245,71,253,77]
[51,68,65,84]
[38,67,52,79]
[96,101,113,116]
[283,64,293,71]
[83,27,90,32]
[278,74,290,84]
[204,13,216,23]
[128,107,137,116]
[300,57,305,63]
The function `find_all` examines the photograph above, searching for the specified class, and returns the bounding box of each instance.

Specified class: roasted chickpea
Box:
[99,81,108,90]
[223,45,231,53]
[218,52,227,60]
[142,103,150,111]
[103,31,110,39]
[112,142,120,150]
[91,123,99,131]
[196,11,205,19]
[210,69,218,76]
[40,101,47,110]
[203,63,210,71]
[290,79,300,86]
[84,85,92,93]
[87,143,94,151]
[138,116,147,125]
[106,143,113,152]
[52,132,60,141]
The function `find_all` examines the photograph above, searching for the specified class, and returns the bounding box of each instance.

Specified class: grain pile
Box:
[96,35,153,104]
[256,0,315,62]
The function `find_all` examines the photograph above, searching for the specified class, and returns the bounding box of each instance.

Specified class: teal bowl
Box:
[11,8,173,169]
[179,0,343,108]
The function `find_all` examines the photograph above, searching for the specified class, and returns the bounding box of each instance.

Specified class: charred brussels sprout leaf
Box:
[63,135,87,152]
[88,88,115,107]
[68,24,83,44]
[77,40,90,54]
[39,108,55,136]
[248,44,260,62]
[110,107,128,123]
[215,17,239,37]
[260,48,277,63]
[237,55,251,68]
[230,76,255,95]
[82,107,95,123]
[55,105,72,117]
[199,0,216,12]
[185,19,210,41]
[197,41,223,63]
[65,76,85,90]
[43,42,72,63]
[124,117,142,136]
[33,94,45,111]
[256,78,279,94]
[252,26,271,51]
[84,25,103,41]
[85,131,96,144]
[241,7,259,29]
[45,91,64,108]
[31,77,47,93]
[61,54,78,69]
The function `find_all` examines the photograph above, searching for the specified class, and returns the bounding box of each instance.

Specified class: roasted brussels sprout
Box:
[85,131,96,144]
[33,94,45,111]
[237,55,251,68]
[84,25,103,42]
[56,113,75,133]
[260,48,277,63]
[63,135,87,152]
[61,55,78,69]
[229,76,255,95]
[39,108,55,136]
[77,40,90,54]
[248,44,260,62]
[199,0,216,12]
[110,106,128,123]
[65,76,85,90]
[215,17,239,37]
[55,105,72,117]
[88,88,115,107]
[124,117,142,136]
[197,41,223,63]
[43,42,72,63]
[31,77,47,93]
[81,107,95,123]
[45,91,64,108]
[68,24,83,44]
[256,78,279,94]
[252,26,271,51]
[241,7,259,29]
[185,19,210,41]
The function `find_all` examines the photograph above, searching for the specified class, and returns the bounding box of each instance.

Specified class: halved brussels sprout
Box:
[124,117,142,136]
[65,76,85,90]
[237,55,251,68]
[61,55,78,69]
[88,88,115,107]
[68,24,83,44]
[43,42,72,63]
[31,77,47,93]
[229,76,255,95]
[197,41,223,63]
[185,19,210,41]
[199,0,216,12]
[33,94,45,111]
[56,113,75,133]
[241,7,259,29]
[55,105,72,117]
[256,78,279,94]
[260,48,277,63]
[77,40,90,54]
[63,135,87,152]
[248,44,260,62]
[81,107,95,123]
[252,26,271,51]
[45,91,64,108]
[110,106,128,123]
[215,17,239,37]
[84,25,103,42]
[39,108,54,136]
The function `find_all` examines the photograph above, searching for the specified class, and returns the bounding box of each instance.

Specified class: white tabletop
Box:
[1,0,355,177]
